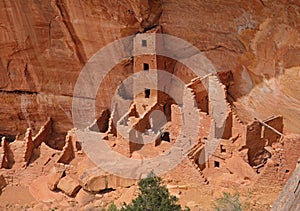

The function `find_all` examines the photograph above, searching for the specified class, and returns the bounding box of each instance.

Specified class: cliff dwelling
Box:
[0,1,299,210]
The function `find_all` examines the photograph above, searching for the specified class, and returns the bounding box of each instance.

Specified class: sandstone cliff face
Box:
[0,0,299,137]
[0,0,161,137]
[160,0,300,133]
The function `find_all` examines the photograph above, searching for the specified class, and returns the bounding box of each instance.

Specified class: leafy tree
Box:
[117,171,189,211]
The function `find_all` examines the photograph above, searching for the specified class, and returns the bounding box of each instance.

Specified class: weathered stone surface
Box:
[80,168,136,192]
[57,131,75,164]
[0,173,7,190]
[0,137,14,169]
[30,175,64,203]
[75,189,95,206]
[0,0,298,138]
[225,155,256,180]
[106,174,136,190]
[57,175,81,197]
[23,128,34,165]
[47,164,66,191]
[271,164,300,211]
[0,1,299,210]
[114,185,137,207]
[0,0,161,138]
[33,117,52,148]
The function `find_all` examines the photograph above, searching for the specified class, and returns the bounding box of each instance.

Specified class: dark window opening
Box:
[285,169,290,173]
[143,63,149,71]
[142,39,147,47]
[214,161,220,168]
[220,145,226,153]
[161,132,170,142]
[145,89,150,98]
[0,134,16,143]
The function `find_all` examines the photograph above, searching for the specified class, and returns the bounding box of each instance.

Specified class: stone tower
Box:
[132,27,165,114]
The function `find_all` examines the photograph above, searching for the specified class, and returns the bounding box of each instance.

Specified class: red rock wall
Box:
[0,0,299,137]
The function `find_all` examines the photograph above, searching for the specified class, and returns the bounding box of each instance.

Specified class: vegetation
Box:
[213,191,242,211]
[108,172,190,211]
[213,190,251,211]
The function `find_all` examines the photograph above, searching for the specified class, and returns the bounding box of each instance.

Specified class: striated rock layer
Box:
[0,1,299,136]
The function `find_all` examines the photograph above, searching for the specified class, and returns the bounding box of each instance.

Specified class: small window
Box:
[214,161,220,168]
[145,89,150,98]
[143,63,149,71]
[220,145,226,153]
[285,169,290,173]
[142,39,147,47]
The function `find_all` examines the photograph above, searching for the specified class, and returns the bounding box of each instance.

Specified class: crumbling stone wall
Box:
[246,116,283,166]
[33,117,52,148]
[128,103,161,153]
[107,111,117,136]
[23,128,34,165]
[0,137,14,169]
[187,77,208,113]
[89,109,111,133]
[171,104,181,126]
[132,104,159,132]
[222,108,233,139]
[279,135,300,180]
[263,116,283,146]
[129,129,143,154]
[57,131,75,164]
[246,120,265,166]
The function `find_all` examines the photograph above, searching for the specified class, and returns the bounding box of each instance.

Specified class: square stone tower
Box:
[132,28,165,114]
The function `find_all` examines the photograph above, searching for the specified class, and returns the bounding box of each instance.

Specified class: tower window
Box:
[145,89,150,98]
[214,161,220,168]
[142,39,147,47]
[143,63,149,71]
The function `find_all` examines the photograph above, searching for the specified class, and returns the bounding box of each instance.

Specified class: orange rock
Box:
[47,164,66,191]
[225,155,256,180]
[75,189,95,206]
[57,175,81,197]
[80,168,136,192]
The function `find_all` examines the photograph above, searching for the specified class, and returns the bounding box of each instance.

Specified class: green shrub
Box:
[115,171,189,211]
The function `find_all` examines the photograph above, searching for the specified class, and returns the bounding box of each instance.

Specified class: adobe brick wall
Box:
[131,103,159,132]
[171,104,182,127]
[246,120,265,166]
[89,109,111,133]
[0,137,13,169]
[187,77,208,113]
[33,117,52,148]
[57,131,75,164]
[263,116,283,146]
[23,128,34,165]
[222,110,233,139]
